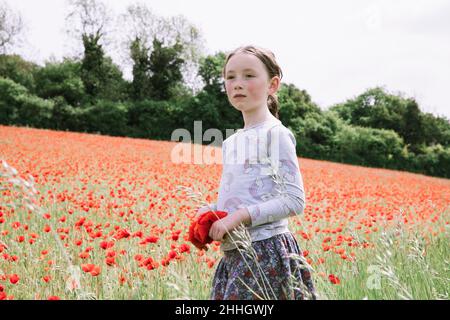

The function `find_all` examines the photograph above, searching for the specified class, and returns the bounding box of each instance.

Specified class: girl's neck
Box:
[242,107,275,130]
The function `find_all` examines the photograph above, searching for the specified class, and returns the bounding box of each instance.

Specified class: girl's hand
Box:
[208,208,251,241]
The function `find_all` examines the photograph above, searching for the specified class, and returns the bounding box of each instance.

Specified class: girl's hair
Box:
[222,45,283,119]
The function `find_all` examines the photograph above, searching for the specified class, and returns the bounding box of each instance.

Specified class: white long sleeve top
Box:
[208,117,306,251]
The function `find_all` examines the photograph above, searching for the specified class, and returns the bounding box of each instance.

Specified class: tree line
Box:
[0,0,449,178]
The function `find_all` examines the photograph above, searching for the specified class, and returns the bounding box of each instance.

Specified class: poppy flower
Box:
[179,243,190,254]
[9,274,19,284]
[105,257,116,266]
[113,228,130,240]
[188,211,227,250]
[90,265,101,276]
[81,264,95,273]
[328,274,340,285]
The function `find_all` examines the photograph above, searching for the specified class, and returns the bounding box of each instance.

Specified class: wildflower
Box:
[105,257,116,266]
[100,240,114,250]
[79,252,89,259]
[9,274,20,284]
[145,236,159,243]
[328,274,340,285]
[113,228,130,240]
[134,254,143,262]
[81,264,101,276]
[188,211,228,250]
[119,274,127,285]
[179,243,190,254]
[168,250,177,260]
[81,264,95,273]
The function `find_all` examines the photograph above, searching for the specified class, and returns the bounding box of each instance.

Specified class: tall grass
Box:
[1,158,448,300]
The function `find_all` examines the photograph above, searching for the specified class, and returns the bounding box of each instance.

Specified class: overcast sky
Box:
[4,0,450,119]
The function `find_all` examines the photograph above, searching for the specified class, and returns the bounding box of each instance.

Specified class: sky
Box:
[4,0,450,119]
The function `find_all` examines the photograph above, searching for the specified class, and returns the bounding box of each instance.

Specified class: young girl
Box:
[197,45,316,300]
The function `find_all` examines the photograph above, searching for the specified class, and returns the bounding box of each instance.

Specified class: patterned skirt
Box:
[210,232,317,300]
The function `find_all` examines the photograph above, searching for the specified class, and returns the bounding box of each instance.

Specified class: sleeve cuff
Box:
[246,204,274,227]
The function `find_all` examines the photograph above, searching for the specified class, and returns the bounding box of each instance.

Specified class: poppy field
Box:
[0,125,448,300]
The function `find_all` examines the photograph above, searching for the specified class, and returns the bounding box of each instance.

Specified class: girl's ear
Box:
[268,76,281,95]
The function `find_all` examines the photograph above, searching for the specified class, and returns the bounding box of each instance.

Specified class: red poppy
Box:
[79,252,89,259]
[188,211,227,250]
[9,274,19,285]
[179,243,190,254]
[81,264,95,273]
[90,265,101,276]
[168,250,177,260]
[105,257,116,266]
[328,274,341,285]
[100,240,114,250]
[113,228,130,240]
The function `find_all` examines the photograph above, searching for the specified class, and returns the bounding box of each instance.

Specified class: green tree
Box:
[33,59,85,106]
[0,54,37,90]
[333,123,407,169]
[80,34,127,102]
[130,37,152,100]
[421,112,450,147]
[148,38,185,101]
[289,110,341,158]
[278,83,322,127]
[0,77,53,128]
[198,52,227,94]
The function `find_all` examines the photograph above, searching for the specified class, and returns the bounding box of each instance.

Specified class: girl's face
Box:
[224,52,279,113]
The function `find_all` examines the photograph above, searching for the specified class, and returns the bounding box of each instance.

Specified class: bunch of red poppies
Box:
[188,210,228,250]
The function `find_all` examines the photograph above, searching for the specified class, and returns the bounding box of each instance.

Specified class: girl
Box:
[197,45,316,300]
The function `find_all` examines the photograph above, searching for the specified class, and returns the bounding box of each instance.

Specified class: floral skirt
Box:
[210,232,316,300]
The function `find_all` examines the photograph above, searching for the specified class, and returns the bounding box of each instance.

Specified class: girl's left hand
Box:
[208,208,251,241]
[208,218,229,241]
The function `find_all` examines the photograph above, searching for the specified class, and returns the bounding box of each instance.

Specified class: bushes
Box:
[409,144,450,178]
[289,111,340,158]
[0,77,28,124]
[33,60,86,107]
[0,54,37,91]
[332,123,407,169]
[15,94,54,128]
[128,99,184,140]
[0,77,53,128]
[80,100,129,136]
[50,96,83,131]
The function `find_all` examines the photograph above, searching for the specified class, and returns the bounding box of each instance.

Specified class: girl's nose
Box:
[234,82,243,90]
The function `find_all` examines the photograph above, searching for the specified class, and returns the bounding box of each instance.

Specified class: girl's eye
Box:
[226,75,253,79]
